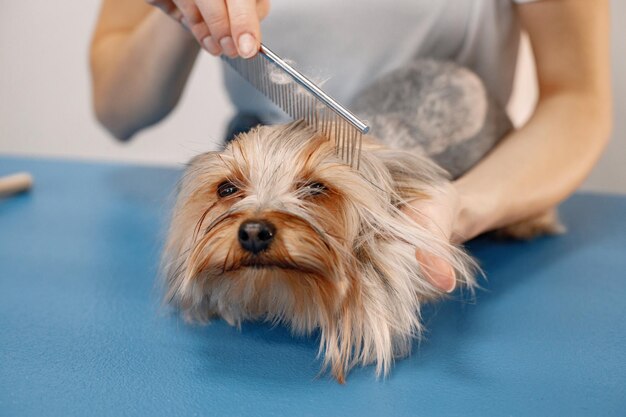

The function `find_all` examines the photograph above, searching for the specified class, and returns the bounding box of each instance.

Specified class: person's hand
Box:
[146,0,270,58]
[401,183,463,293]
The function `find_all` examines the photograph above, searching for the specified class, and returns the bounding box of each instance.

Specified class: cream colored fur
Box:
[162,121,477,382]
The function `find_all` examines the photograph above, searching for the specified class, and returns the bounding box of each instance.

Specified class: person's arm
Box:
[453,0,612,241]
[404,0,612,292]
[90,0,200,140]
[91,0,269,140]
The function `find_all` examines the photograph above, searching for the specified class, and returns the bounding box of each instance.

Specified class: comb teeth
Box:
[223,44,369,168]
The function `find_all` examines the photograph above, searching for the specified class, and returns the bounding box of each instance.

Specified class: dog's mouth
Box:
[239,258,300,271]
[231,254,326,275]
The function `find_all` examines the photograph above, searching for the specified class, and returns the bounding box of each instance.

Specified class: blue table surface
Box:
[1,156,625,417]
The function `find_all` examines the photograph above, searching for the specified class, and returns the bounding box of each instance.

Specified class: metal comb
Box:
[222,44,369,168]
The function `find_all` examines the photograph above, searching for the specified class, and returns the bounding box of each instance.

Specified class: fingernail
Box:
[237,33,257,58]
[442,265,457,293]
[202,37,221,56]
[432,270,457,293]
[445,280,456,293]
[417,251,457,293]
[219,36,238,58]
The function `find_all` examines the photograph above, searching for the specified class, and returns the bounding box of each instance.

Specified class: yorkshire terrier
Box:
[162,121,477,382]
[162,60,562,382]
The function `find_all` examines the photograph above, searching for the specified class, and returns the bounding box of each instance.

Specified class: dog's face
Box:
[167,122,368,326]
[163,121,474,382]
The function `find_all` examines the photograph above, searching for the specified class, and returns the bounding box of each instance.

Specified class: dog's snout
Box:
[238,220,276,254]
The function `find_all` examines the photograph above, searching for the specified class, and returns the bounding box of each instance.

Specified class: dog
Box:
[162,120,479,382]
[162,60,563,382]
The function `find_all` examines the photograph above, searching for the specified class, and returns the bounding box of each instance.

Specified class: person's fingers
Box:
[148,0,267,57]
[401,191,458,293]
[256,0,270,20]
[195,0,238,57]
[226,0,261,58]
[415,250,457,293]
[171,0,223,55]
[190,22,220,55]
[173,0,203,25]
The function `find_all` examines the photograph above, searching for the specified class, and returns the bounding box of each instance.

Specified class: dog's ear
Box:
[174,151,222,194]
[162,151,224,319]
[187,151,220,170]
[182,152,222,188]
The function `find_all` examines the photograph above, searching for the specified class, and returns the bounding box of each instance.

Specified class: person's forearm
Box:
[453,90,612,241]
[91,10,200,140]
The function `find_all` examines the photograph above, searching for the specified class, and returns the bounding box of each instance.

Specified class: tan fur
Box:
[162,121,477,382]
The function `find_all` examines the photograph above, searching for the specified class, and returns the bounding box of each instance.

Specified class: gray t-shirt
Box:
[222,0,539,177]
[223,0,537,123]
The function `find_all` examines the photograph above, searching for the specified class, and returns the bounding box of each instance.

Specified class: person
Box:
[90,0,612,292]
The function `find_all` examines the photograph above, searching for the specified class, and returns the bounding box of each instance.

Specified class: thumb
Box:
[226,0,262,58]
[415,250,456,293]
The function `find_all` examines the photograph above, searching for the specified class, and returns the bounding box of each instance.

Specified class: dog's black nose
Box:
[238,220,275,254]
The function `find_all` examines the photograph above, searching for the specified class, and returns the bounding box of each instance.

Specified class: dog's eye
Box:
[217,181,239,198]
[301,181,327,196]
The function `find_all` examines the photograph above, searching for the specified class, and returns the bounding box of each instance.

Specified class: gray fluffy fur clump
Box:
[350,60,513,179]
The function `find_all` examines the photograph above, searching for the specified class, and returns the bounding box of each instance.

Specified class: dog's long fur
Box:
[162,121,477,382]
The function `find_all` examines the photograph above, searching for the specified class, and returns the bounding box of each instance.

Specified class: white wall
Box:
[0,1,624,192]
[0,0,234,166]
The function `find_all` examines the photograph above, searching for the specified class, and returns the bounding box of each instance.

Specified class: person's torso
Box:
[223,0,522,125]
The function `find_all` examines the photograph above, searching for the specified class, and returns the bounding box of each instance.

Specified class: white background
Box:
[1,0,624,193]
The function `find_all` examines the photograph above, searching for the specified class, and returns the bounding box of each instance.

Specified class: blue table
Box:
[1,156,625,417]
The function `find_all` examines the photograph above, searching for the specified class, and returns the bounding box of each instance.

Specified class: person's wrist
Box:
[452,182,498,243]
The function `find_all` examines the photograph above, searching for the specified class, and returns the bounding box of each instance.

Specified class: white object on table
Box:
[0,172,33,198]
